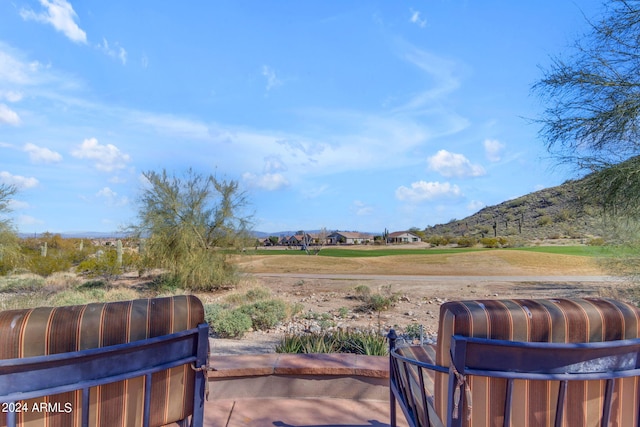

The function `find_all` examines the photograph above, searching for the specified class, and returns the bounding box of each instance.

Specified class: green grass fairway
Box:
[248,245,604,258]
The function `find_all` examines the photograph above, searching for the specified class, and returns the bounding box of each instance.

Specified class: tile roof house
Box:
[387,231,421,244]
[326,232,374,245]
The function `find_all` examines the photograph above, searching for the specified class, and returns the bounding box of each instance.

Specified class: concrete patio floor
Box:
[205,353,409,427]
[203,397,409,427]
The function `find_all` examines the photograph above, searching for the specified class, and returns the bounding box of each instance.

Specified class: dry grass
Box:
[236,250,604,276]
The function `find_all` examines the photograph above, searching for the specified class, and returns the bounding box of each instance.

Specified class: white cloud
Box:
[0,104,20,126]
[427,149,485,178]
[71,138,131,172]
[17,214,43,227]
[24,143,63,163]
[467,200,485,212]
[20,0,87,44]
[98,38,127,65]
[409,9,427,28]
[264,155,287,173]
[0,44,51,86]
[394,43,463,112]
[352,200,374,216]
[96,187,129,206]
[395,181,461,203]
[0,91,23,102]
[484,138,505,162]
[0,171,39,189]
[8,199,29,210]
[242,172,289,191]
[301,184,329,199]
[262,65,282,92]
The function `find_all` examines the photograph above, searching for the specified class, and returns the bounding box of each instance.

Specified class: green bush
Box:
[353,285,371,300]
[456,236,477,248]
[537,216,553,226]
[588,237,606,246]
[497,237,509,246]
[367,294,395,311]
[240,299,289,330]
[480,237,499,248]
[428,235,450,247]
[76,250,122,279]
[214,309,253,338]
[28,254,72,277]
[0,275,45,293]
[226,286,271,304]
[404,324,423,339]
[205,304,253,338]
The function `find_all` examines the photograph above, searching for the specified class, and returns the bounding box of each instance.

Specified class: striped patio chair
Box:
[389,298,640,427]
[0,295,208,427]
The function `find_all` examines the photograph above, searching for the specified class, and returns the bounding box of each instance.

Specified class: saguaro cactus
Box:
[41,241,47,257]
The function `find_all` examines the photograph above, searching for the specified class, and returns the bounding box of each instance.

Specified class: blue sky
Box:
[0,0,603,234]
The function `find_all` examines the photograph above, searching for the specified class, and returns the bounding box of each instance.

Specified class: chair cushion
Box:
[395,344,440,427]
[0,295,204,427]
[435,298,640,427]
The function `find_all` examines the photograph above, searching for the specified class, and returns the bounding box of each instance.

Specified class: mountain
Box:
[423,178,605,243]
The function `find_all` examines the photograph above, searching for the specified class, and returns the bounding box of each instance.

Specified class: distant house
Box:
[327,231,374,245]
[284,233,315,247]
[387,231,421,244]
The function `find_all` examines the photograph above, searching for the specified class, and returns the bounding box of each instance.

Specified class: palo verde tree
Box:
[0,183,21,275]
[533,0,640,217]
[133,168,251,290]
[533,0,640,287]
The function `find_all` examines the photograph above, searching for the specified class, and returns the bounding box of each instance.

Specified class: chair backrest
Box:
[435,298,640,427]
[449,335,640,427]
[389,337,446,427]
[0,295,207,427]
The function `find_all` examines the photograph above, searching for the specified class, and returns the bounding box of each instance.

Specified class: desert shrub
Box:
[245,287,271,301]
[367,294,395,311]
[480,237,499,248]
[205,304,252,338]
[147,274,183,295]
[27,254,72,277]
[355,284,398,312]
[103,288,139,302]
[354,284,371,300]
[456,236,477,248]
[226,286,271,304]
[555,209,572,222]
[497,237,509,246]
[537,216,553,226]
[337,307,350,318]
[49,288,106,306]
[588,237,606,246]
[77,279,109,290]
[240,299,289,330]
[76,250,122,279]
[404,324,423,340]
[0,274,45,293]
[171,252,240,291]
[428,235,449,247]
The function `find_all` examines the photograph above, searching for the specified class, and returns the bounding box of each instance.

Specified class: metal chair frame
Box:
[389,330,640,427]
[0,323,209,427]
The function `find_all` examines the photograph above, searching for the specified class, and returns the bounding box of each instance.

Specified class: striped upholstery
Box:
[434,298,640,427]
[0,295,205,427]
[395,344,440,427]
